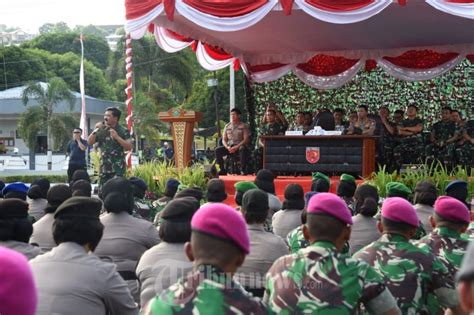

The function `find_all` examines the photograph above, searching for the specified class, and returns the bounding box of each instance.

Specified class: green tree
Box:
[38,22,71,35]
[20,78,75,169]
[23,32,111,69]
[73,25,108,38]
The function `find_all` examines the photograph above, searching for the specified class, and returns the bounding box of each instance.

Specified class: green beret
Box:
[312,172,330,184]
[386,182,411,197]
[234,181,258,193]
[54,196,102,219]
[0,199,29,218]
[340,173,356,184]
[177,184,189,192]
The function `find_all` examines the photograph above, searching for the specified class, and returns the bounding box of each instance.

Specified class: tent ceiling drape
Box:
[125,0,474,88]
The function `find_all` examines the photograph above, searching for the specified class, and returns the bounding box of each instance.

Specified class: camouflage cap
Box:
[381,197,419,227]
[434,196,470,223]
[192,203,250,254]
[307,192,353,225]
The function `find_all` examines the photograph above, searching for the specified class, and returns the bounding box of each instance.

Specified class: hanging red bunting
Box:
[249,63,289,73]
[297,55,359,76]
[182,0,268,17]
[365,59,377,72]
[164,0,176,20]
[280,0,294,15]
[305,0,373,11]
[203,44,233,60]
[125,0,162,19]
[383,50,459,69]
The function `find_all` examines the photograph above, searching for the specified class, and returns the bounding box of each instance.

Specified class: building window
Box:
[0,138,15,146]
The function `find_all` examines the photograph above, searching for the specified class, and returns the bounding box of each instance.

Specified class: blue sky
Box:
[0,0,125,33]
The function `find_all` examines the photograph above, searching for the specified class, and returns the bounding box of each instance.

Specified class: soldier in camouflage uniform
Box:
[425,107,459,168]
[455,119,474,167]
[466,221,474,241]
[286,210,309,253]
[265,193,400,314]
[416,196,471,315]
[88,107,133,192]
[377,106,398,172]
[145,203,266,315]
[254,109,286,171]
[353,197,463,314]
[393,104,424,171]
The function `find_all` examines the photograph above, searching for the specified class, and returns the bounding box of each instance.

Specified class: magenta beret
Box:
[434,196,470,224]
[381,197,419,227]
[0,247,37,315]
[307,192,353,225]
[191,203,250,254]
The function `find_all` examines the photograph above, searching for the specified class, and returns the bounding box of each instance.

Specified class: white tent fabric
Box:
[154,26,193,53]
[195,42,236,71]
[426,0,474,20]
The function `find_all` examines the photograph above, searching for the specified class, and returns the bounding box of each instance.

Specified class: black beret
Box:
[255,169,275,194]
[206,179,227,202]
[70,180,92,197]
[70,169,90,184]
[101,177,134,212]
[54,196,102,219]
[161,196,200,222]
[242,189,269,213]
[174,187,203,201]
[45,185,72,212]
[0,199,29,218]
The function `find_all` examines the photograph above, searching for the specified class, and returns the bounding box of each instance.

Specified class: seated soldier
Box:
[145,203,267,314]
[393,104,424,170]
[426,107,459,167]
[353,197,464,315]
[455,117,474,167]
[255,109,286,171]
[215,108,251,175]
[261,102,288,129]
[377,106,397,171]
[265,193,400,314]
[303,111,314,134]
[289,111,305,132]
[346,105,376,136]
[334,107,348,132]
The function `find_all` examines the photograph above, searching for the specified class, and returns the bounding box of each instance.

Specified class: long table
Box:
[261,135,377,177]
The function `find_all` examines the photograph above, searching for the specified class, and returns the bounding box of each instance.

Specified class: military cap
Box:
[2,182,29,196]
[164,178,180,198]
[311,172,330,185]
[161,196,200,222]
[255,169,276,194]
[70,180,92,197]
[307,192,353,225]
[340,173,356,184]
[174,187,203,201]
[0,199,29,218]
[234,181,258,193]
[457,242,474,282]
[54,196,102,219]
[129,176,147,191]
[242,189,269,213]
[192,203,250,254]
[70,169,90,184]
[386,182,411,197]
[434,196,470,223]
[177,184,189,192]
[206,179,227,202]
[381,197,419,227]
[304,191,319,206]
[45,185,72,213]
[445,180,468,192]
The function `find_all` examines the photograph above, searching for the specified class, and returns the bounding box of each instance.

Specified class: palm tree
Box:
[20,78,75,170]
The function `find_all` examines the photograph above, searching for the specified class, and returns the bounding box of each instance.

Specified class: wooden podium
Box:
[158,108,202,168]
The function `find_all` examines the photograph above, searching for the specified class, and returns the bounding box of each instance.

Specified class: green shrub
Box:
[0,175,69,184]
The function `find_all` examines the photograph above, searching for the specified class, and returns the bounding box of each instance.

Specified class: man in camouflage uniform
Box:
[265,193,400,314]
[145,203,266,315]
[393,104,424,171]
[254,109,286,171]
[353,197,463,315]
[88,107,132,192]
[455,118,474,167]
[416,196,471,315]
[425,107,459,168]
[377,106,398,172]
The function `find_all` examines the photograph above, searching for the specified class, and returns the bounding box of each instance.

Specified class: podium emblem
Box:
[306,147,320,164]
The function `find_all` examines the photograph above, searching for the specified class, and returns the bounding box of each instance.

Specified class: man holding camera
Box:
[88,107,133,191]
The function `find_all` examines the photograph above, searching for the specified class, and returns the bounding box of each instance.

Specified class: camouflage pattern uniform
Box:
[417,227,470,314]
[377,120,397,171]
[393,118,424,169]
[132,197,156,221]
[146,264,267,315]
[95,124,131,189]
[286,225,309,254]
[353,233,458,314]
[255,122,286,171]
[455,120,474,166]
[264,241,397,314]
[425,120,457,167]
[465,221,474,241]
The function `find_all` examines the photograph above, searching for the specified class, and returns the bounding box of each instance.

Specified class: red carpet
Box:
[220,175,363,207]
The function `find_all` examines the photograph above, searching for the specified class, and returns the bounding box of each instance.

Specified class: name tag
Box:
[285,131,303,136]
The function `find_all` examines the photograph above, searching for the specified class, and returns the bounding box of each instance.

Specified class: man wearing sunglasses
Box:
[66,128,88,183]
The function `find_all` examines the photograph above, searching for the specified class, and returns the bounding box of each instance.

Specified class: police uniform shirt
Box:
[30,213,56,252]
[349,214,381,255]
[234,223,289,288]
[27,197,48,221]
[272,209,303,240]
[267,193,282,213]
[30,242,138,315]
[414,203,435,235]
[0,240,41,260]
[136,242,193,309]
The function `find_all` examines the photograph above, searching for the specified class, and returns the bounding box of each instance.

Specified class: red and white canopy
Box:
[125,0,474,88]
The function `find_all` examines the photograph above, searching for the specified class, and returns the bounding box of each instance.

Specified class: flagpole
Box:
[79,33,87,140]
[125,33,134,169]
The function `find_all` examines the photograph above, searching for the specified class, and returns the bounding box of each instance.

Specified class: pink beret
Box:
[0,247,37,315]
[381,197,419,227]
[434,196,470,223]
[191,203,250,254]
[307,193,353,225]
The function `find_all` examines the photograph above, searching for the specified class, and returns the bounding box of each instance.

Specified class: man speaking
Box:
[88,107,133,192]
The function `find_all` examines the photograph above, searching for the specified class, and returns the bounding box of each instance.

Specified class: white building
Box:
[0,29,36,46]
